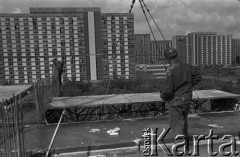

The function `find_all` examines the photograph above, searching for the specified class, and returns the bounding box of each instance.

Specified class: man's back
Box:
[171,62,194,105]
[160,60,202,106]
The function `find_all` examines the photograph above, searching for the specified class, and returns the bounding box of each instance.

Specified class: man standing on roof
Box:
[160,48,202,154]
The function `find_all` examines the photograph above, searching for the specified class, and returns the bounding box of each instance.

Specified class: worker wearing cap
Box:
[160,48,202,152]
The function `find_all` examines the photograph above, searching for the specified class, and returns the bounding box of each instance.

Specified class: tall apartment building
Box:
[186,32,232,66]
[150,40,172,63]
[134,34,151,64]
[0,7,135,84]
[100,13,135,80]
[172,35,187,63]
[232,39,240,64]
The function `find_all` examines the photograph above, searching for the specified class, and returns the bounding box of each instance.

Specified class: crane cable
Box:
[138,0,164,65]
[137,0,169,71]
[141,0,166,42]
[129,0,136,13]
[139,0,158,46]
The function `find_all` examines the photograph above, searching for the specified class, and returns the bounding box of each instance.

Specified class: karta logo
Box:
[142,128,239,156]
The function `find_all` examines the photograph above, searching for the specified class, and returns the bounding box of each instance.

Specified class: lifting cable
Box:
[141,0,166,41]
[137,0,169,69]
[129,0,136,13]
[139,0,158,46]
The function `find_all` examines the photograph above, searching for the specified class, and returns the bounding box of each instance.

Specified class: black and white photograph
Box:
[0,0,240,156]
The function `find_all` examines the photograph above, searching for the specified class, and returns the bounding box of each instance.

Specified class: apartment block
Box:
[150,40,172,63]
[134,34,151,64]
[172,35,187,63]
[232,39,240,64]
[100,13,135,80]
[186,32,232,66]
[0,7,135,84]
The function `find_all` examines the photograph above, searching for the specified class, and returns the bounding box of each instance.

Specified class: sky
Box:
[0,0,240,40]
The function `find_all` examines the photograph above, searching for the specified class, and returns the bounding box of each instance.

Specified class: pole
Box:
[0,102,7,157]
[45,110,65,157]
[19,94,25,156]
[14,95,22,157]
[33,83,40,126]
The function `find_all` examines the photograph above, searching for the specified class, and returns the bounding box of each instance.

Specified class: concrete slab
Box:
[0,85,33,100]
[22,111,240,155]
[48,90,240,108]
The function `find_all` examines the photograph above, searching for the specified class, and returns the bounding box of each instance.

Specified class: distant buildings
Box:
[0,7,135,84]
[150,40,172,63]
[101,13,135,80]
[173,33,233,66]
[134,34,151,64]
[172,35,187,63]
[0,7,100,84]
[232,39,240,64]
[135,60,169,79]
[0,6,238,85]
[186,32,232,66]
[133,36,171,80]
[136,64,168,79]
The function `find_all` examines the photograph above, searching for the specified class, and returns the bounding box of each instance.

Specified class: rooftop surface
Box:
[29,7,101,14]
[22,111,240,155]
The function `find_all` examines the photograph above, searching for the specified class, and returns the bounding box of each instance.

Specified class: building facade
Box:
[232,39,240,64]
[186,32,232,66]
[150,40,172,63]
[100,13,135,80]
[134,34,151,64]
[135,60,169,79]
[0,7,135,84]
[172,35,187,63]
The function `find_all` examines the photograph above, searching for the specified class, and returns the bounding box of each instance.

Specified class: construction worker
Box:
[160,48,202,154]
[52,58,64,96]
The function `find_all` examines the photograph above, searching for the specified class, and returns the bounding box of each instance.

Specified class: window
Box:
[60,18,64,24]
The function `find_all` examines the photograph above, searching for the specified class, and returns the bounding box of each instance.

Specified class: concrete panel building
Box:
[232,39,240,64]
[100,13,135,80]
[134,34,151,64]
[186,32,232,66]
[0,7,135,84]
[172,35,187,63]
[150,40,172,63]
[136,59,169,79]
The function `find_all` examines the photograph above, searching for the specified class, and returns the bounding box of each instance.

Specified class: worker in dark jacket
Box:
[160,48,202,152]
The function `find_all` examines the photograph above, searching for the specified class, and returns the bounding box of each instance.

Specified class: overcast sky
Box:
[1,0,240,40]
